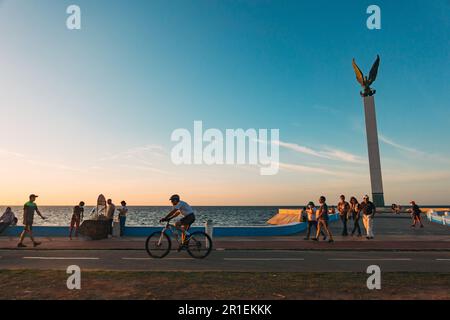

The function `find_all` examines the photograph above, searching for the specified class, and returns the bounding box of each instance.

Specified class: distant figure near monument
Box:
[352,55,385,207]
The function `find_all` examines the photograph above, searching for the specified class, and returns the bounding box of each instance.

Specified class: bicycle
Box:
[145,218,213,259]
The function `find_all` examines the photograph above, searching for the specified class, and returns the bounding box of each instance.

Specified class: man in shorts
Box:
[69,201,85,239]
[18,194,47,248]
[160,195,196,249]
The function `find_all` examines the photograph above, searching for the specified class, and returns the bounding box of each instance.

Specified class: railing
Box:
[426,210,450,226]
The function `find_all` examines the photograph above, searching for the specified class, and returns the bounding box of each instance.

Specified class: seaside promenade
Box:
[0,213,449,272]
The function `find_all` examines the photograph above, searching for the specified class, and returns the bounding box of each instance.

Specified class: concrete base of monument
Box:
[372,193,385,207]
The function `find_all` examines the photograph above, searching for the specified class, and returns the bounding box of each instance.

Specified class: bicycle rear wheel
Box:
[186,232,213,259]
[145,231,171,258]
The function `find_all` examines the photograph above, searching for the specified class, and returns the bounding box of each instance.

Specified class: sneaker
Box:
[328,239,334,243]
[366,237,371,240]
[17,243,27,248]
[420,225,424,228]
[311,238,318,241]
[322,236,327,241]
[33,241,41,247]
[303,237,309,240]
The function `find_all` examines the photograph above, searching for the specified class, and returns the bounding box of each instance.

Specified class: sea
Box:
[1,206,296,227]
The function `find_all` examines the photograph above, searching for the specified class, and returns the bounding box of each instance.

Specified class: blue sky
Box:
[0,0,449,205]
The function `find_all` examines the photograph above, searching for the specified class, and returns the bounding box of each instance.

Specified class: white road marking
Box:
[23,257,99,260]
[224,258,304,261]
[435,259,450,261]
[121,257,194,260]
[328,258,412,261]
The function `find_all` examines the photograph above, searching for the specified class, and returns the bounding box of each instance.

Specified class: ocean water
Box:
[1,206,295,227]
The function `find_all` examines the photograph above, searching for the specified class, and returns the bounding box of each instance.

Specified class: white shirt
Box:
[173,201,194,217]
[119,206,128,217]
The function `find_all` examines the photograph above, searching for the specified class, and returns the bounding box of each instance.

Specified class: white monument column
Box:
[363,95,385,206]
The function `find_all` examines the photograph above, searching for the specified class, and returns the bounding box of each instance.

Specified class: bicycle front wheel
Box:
[145,231,171,258]
[186,232,213,259]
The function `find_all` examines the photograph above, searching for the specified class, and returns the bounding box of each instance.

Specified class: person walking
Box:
[0,207,17,234]
[315,196,334,243]
[69,201,85,239]
[106,199,116,236]
[349,197,362,237]
[117,201,128,236]
[17,194,46,248]
[410,201,424,228]
[360,195,376,240]
[337,195,350,236]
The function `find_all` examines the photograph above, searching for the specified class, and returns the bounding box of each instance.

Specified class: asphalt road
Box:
[1,249,449,272]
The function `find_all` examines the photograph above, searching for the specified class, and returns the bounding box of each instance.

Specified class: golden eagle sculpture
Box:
[352,55,380,97]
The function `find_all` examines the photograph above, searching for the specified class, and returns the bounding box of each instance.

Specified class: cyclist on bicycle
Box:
[160,194,196,249]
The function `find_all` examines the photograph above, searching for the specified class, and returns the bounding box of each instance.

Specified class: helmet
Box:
[169,194,180,202]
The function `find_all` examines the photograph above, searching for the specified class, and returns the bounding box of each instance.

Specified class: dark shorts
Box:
[23,213,34,226]
[180,214,195,226]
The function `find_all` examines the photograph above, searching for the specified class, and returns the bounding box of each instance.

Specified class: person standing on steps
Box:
[315,196,334,243]
[337,195,350,236]
[17,194,47,248]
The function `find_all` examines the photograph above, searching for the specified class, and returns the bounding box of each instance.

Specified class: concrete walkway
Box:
[0,214,448,251]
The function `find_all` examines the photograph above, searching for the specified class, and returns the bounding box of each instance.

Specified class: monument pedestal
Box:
[363,95,385,207]
[79,219,110,240]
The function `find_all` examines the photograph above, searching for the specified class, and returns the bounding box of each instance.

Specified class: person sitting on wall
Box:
[0,207,17,234]
[391,203,402,214]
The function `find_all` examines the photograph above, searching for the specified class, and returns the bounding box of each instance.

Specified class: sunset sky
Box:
[1,0,449,205]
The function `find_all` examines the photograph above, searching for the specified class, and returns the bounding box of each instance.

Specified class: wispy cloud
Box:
[273,140,366,164]
[278,162,340,175]
[378,135,422,154]
[0,148,82,172]
[0,148,25,158]
[98,144,170,175]
[379,134,450,163]
[118,164,171,175]
[98,144,165,161]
